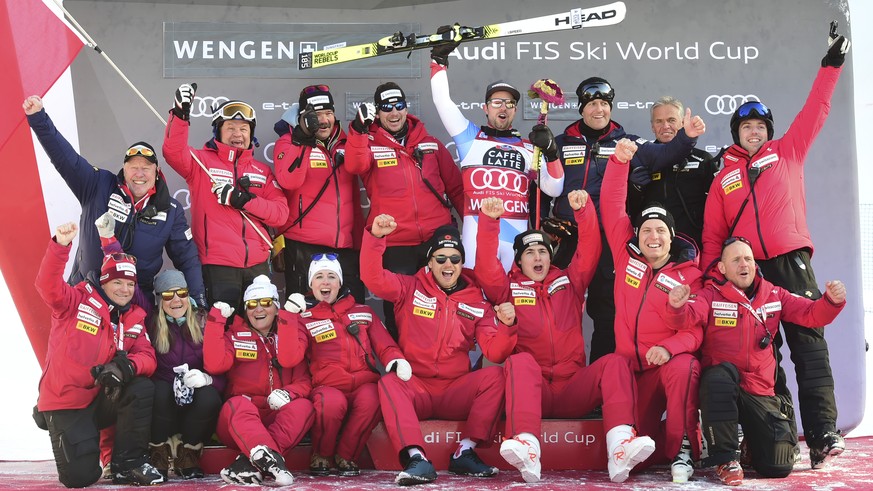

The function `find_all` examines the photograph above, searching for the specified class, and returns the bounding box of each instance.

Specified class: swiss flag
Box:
[0,0,83,366]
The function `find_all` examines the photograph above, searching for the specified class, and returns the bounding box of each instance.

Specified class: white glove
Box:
[284,293,306,313]
[182,369,213,388]
[385,359,412,381]
[94,211,116,239]
[214,301,234,318]
[268,389,292,410]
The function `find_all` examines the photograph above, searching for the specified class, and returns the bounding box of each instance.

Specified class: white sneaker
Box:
[608,434,655,483]
[500,435,542,483]
[671,454,694,483]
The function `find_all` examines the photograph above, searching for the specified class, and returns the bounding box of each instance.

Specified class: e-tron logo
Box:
[705,95,760,115]
[191,96,230,118]
[469,168,529,194]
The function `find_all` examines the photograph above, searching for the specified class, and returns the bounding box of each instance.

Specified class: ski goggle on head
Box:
[212,101,256,124]
[577,81,615,105]
[735,101,772,120]
[312,252,339,261]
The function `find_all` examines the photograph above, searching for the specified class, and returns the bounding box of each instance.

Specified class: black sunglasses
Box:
[432,254,462,265]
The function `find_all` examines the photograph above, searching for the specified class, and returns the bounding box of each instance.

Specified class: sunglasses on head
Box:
[735,101,771,119]
[432,254,462,265]
[103,252,137,265]
[579,82,615,101]
[303,84,330,94]
[245,298,275,309]
[486,98,517,109]
[125,145,155,158]
[312,252,339,261]
[160,288,189,301]
[213,102,256,122]
[722,236,753,250]
[378,101,407,112]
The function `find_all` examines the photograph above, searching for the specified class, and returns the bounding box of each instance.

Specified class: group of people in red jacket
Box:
[30,19,852,489]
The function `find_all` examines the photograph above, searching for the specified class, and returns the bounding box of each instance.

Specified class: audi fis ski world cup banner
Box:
[36,0,865,433]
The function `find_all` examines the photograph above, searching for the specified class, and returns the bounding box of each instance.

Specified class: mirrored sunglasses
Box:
[378,101,407,112]
[245,298,275,309]
[160,288,189,301]
[125,145,155,158]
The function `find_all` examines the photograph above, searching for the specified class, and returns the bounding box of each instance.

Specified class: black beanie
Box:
[298,85,334,111]
[513,230,554,264]
[426,225,464,262]
[634,203,676,238]
[374,82,407,107]
[576,76,614,112]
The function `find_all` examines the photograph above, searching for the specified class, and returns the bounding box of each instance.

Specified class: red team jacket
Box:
[673,269,844,396]
[701,66,843,268]
[273,124,362,249]
[162,113,289,268]
[288,294,405,392]
[345,115,464,247]
[602,157,703,372]
[360,232,517,382]
[35,239,156,411]
[204,309,310,410]
[474,204,601,380]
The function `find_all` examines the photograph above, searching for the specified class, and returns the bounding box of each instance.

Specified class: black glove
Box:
[351,102,376,134]
[213,183,254,209]
[821,21,850,67]
[629,165,652,189]
[298,104,320,136]
[291,125,316,147]
[430,25,460,67]
[93,351,135,388]
[541,217,577,240]
[172,83,197,120]
[529,124,558,162]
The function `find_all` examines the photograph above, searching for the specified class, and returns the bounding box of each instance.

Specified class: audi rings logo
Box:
[191,96,230,118]
[704,95,760,115]
[470,168,529,195]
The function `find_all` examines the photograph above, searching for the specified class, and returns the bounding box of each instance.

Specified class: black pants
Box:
[757,249,837,438]
[150,380,222,445]
[587,234,617,363]
[699,363,796,478]
[44,377,154,488]
[202,261,271,311]
[380,243,429,341]
[282,238,365,303]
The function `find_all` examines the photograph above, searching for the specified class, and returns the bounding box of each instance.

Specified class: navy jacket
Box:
[27,109,205,305]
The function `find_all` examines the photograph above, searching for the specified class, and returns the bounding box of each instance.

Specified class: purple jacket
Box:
[150,317,226,393]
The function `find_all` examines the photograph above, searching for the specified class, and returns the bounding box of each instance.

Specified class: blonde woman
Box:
[147,270,223,480]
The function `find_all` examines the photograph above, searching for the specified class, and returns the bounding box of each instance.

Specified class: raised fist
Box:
[371,214,398,238]
[480,197,504,220]
[55,222,78,247]
[567,190,589,211]
[95,211,116,239]
[351,102,376,133]
[213,301,234,318]
[173,83,197,120]
[284,293,306,313]
[613,138,638,164]
[529,124,558,162]
[494,302,516,326]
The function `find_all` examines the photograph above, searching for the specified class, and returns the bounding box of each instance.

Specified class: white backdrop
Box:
[0,0,870,460]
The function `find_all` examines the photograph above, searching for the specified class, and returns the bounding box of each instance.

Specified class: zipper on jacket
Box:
[746,165,770,258]
[543,289,557,380]
[298,196,304,228]
[403,148,425,242]
[232,160,251,267]
[203,215,209,256]
[633,274,655,371]
[332,163,341,247]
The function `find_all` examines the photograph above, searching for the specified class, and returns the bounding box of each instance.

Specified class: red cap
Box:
[100,253,138,284]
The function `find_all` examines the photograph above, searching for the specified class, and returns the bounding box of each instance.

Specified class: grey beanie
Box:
[153,269,187,293]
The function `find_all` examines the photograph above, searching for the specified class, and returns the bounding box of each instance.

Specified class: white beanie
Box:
[243,275,279,302]
[308,256,343,287]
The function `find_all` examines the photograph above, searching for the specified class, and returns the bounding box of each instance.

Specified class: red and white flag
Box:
[0,0,83,366]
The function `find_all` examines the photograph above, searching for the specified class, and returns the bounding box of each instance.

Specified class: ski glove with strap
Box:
[212,182,253,209]
[351,102,376,134]
[430,25,460,66]
[172,83,197,120]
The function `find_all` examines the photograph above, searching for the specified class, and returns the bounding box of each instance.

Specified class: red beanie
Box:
[100,254,138,284]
